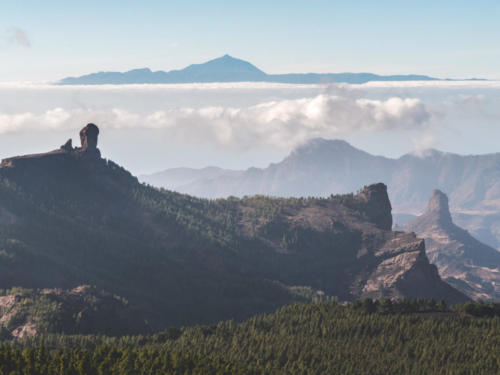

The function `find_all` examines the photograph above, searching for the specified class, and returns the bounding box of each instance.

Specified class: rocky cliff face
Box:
[0,125,467,334]
[232,183,466,303]
[405,190,500,301]
[354,183,393,230]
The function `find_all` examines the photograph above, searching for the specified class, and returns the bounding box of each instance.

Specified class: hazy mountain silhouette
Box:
[58,55,460,85]
[141,139,500,249]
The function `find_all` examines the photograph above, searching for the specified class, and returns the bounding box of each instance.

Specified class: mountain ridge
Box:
[140,138,500,250]
[0,124,467,333]
[58,55,483,85]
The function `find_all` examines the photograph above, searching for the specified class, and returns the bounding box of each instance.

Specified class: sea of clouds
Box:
[0,81,499,174]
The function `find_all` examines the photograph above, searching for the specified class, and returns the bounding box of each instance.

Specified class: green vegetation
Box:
[0,299,498,374]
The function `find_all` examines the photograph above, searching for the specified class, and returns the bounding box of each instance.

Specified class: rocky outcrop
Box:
[237,183,467,304]
[1,124,101,168]
[78,123,101,158]
[413,189,453,230]
[60,138,73,151]
[362,231,466,302]
[0,286,149,339]
[354,183,393,230]
[405,190,500,301]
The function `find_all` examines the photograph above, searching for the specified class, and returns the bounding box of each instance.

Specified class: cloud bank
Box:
[0,93,432,150]
[0,82,499,172]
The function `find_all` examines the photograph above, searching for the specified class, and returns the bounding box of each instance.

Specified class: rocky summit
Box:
[0,125,467,333]
[405,190,500,301]
[2,123,101,169]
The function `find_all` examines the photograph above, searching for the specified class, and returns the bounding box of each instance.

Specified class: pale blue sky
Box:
[1,1,499,81]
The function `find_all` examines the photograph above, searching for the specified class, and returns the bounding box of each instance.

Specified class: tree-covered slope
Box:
[3,300,500,374]
[0,124,466,332]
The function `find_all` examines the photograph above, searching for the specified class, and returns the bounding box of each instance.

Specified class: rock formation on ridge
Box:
[405,190,500,300]
[1,123,101,168]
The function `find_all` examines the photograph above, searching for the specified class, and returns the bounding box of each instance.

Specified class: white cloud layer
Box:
[0,94,432,150]
[0,82,499,173]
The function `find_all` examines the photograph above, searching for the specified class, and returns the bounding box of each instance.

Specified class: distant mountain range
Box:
[405,190,500,301]
[140,139,500,250]
[57,55,484,85]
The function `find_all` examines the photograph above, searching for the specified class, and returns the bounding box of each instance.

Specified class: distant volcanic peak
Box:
[426,189,453,224]
[209,54,263,70]
[183,54,266,76]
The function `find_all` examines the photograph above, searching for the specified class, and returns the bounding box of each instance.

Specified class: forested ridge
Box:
[0,136,466,331]
[0,299,499,374]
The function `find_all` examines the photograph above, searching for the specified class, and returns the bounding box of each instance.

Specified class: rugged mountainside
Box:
[141,138,500,249]
[0,285,148,339]
[0,125,467,332]
[405,190,500,301]
[58,55,443,85]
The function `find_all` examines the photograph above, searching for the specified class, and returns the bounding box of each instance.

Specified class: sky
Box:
[1,1,500,81]
[1,2,500,175]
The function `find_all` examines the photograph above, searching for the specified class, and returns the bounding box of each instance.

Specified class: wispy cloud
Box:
[6,27,31,47]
